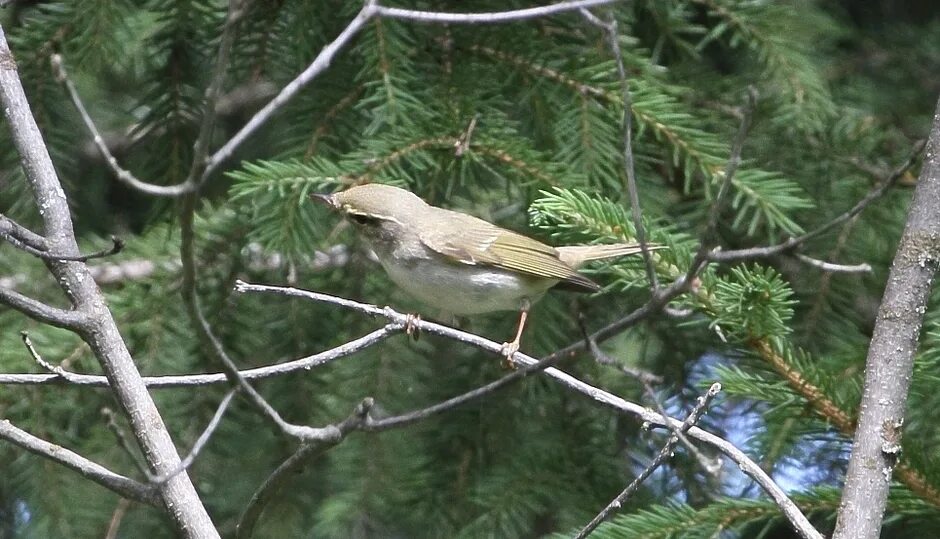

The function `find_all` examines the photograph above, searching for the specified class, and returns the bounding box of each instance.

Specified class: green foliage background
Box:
[0,0,939,537]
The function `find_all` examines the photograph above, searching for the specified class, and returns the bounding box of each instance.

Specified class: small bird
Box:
[313,184,659,357]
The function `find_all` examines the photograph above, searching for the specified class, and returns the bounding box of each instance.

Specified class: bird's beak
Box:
[310,193,337,209]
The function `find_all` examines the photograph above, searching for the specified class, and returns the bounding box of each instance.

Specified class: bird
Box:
[313,183,660,358]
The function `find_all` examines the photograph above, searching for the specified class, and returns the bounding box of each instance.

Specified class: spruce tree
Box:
[1,1,939,537]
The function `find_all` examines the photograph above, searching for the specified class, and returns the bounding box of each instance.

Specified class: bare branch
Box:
[151,390,237,485]
[186,0,247,188]
[711,139,926,263]
[704,87,758,245]
[793,253,872,274]
[575,383,723,539]
[0,286,86,329]
[577,316,721,478]
[0,213,46,251]
[1,224,123,262]
[204,0,624,179]
[101,407,151,478]
[0,418,158,505]
[21,331,84,383]
[582,7,658,290]
[1,25,217,535]
[833,95,940,539]
[375,0,622,24]
[235,281,819,539]
[202,2,376,179]
[50,54,192,197]
[0,325,396,387]
[235,399,374,539]
[104,498,132,539]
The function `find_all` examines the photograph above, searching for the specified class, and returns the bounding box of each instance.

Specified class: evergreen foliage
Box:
[0,0,938,537]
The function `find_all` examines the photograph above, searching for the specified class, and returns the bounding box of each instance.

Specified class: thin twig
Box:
[150,389,237,485]
[104,498,132,539]
[793,253,872,274]
[0,325,397,387]
[577,314,661,385]
[21,331,83,383]
[1,227,123,262]
[51,54,190,197]
[101,407,151,477]
[375,0,621,24]
[454,114,480,157]
[582,8,658,290]
[204,0,625,179]
[577,317,721,478]
[186,0,247,189]
[0,213,46,251]
[202,1,377,180]
[704,87,758,245]
[235,399,374,539]
[711,139,926,263]
[574,383,722,539]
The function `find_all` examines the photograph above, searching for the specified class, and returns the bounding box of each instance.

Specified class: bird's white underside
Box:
[379,253,552,315]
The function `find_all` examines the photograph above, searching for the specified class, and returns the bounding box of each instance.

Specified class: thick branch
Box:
[0,25,217,537]
[833,95,940,539]
[0,419,158,505]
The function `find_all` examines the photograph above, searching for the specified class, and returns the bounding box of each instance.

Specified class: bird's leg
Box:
[500,300,530,368]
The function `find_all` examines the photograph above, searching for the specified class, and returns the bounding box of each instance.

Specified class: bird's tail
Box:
[557,243,666,268]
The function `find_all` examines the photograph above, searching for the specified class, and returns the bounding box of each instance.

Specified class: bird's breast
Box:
[379,254,553,315]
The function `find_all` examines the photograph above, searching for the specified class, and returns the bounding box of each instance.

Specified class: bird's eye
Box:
[348,213,379,226]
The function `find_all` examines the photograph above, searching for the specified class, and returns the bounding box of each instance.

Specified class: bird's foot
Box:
[500,340,520,369]
[404,313,421,341]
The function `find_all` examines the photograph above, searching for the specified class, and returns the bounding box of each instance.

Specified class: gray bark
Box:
[0,26,218,538]
[833,94,940,539]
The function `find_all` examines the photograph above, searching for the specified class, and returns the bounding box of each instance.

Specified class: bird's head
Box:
[312,183,428,239]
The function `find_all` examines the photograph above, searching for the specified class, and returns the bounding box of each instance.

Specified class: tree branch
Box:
[711,139,926,263]
[51,54,192,197]
[581,7,658,290]
[575,383,724,539]
[0,419,158,505]
[203,0,625,180]
[234,281,819,538]
[833,94,940,539]
[235,398,374,539]
[0,285,86,329]
[374,0,622,24]
[0,325,397,387]
[0,212,46,251]
[1,25,217,537]
[201,1,376,180]
[150,390,237,485]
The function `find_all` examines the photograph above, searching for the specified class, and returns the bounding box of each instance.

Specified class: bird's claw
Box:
[500,341,520,369]
[405,313,421,341]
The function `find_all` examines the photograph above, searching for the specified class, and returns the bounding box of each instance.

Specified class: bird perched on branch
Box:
[313,183,660,358]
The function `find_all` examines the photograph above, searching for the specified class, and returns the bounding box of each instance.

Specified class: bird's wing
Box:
[418,209,599,292]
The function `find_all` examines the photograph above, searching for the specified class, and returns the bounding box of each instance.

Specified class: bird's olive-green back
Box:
[418,208,600,292]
